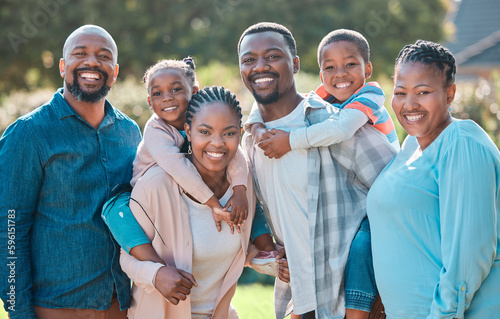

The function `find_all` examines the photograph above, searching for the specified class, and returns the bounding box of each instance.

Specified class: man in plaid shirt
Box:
[238,22,396,318]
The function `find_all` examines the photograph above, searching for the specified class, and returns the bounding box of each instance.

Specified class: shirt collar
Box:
[52,88,122,126]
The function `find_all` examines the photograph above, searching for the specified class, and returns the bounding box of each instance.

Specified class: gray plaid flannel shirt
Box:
[243,92,397,319]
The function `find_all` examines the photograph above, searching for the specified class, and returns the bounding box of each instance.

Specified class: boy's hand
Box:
[224,185,248,230]
[250,122,274,144]
[276,248,290,283]
[257,129,291,159]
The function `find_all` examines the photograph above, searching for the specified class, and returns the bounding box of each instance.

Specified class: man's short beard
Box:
[66,68,111,103]
[252,87,280,105]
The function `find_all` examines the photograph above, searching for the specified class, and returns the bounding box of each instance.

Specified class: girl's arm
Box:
[144,119,230,225]
[225,147,250,226]
[145,118,215,205]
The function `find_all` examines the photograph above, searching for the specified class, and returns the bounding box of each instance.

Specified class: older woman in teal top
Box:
[367,40,500,318]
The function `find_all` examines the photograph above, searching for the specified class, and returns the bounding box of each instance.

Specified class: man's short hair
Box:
[317,29,370,65]
[238,22,297,57]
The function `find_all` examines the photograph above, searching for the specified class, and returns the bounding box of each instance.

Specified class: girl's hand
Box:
[276,248,290,283]
[257,129,291,159]
[206,196,232,232]
[154,266,197,305]
[211,206,235,233]
[224,185,248,230]
[251,122,274,144]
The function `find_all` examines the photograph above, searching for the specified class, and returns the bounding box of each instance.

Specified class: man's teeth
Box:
[81,72,100,80]
[207,152,224,158]
[406,114,424,121]
[335,82,350,89]
[254,77,274,84]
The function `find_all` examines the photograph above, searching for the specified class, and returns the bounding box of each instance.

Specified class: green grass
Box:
[0,283,275,319]
[233,283,275,319]
[0,299,6,319]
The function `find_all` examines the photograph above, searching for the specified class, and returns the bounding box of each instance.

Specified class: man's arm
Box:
[0,120,42,318]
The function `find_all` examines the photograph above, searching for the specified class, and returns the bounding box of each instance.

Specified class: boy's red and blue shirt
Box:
[315,81,398,144]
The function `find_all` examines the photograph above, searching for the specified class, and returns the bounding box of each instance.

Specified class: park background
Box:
[1,0,499,318]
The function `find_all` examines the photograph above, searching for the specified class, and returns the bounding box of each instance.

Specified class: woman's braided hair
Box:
[395,40,456,87]
[186,86,242,127]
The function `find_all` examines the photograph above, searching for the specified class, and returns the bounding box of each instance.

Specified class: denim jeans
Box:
[344,216,378,312]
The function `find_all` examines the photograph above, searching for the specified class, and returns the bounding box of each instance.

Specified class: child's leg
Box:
[253,233,275,251]
[344,217,377,319]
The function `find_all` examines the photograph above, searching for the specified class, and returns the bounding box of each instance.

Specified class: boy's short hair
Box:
[317,29,370,65]
[238,22,297,57]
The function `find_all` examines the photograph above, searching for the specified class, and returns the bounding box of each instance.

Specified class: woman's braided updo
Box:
[185,86,242,128]
[395,40,456,87]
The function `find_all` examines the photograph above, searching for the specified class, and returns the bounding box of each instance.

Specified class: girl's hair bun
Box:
[183,57,196,70]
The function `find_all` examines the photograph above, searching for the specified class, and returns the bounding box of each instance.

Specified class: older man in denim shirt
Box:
[0,25,141,319]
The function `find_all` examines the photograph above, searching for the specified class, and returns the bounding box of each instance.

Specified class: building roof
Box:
[446,0,500,67]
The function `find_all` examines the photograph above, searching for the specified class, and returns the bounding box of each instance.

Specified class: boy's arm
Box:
[243,101,264,133]
[245,101,273,144]
[289,108,369,149]
[144,121,214,204]
[290,88,386,149]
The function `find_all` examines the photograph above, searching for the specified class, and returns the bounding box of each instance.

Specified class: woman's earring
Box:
[188,143,192,154]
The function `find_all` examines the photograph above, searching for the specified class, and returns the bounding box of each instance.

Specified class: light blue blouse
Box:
[367,120,500,319]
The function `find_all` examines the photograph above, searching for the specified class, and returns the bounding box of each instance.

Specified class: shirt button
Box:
[461,287,465,291]
[102,157,107,162]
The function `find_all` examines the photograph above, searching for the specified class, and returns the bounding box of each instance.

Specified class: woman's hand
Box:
[154,266,198,305]
[276,248,290,283]
[224,185,248,229]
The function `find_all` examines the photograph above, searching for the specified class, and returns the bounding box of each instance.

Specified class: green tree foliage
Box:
[0,0,447,93]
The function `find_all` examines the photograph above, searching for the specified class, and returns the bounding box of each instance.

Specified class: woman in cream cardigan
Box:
[120,86,270,319]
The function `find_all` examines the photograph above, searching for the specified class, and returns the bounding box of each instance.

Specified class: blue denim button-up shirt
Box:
[0,89,141,318]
